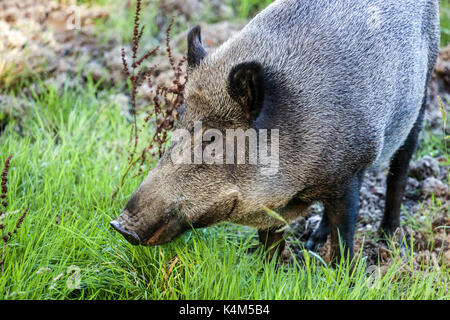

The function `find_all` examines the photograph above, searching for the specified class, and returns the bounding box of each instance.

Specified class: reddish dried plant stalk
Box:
[1,154,29,275]
[113,1,187,198]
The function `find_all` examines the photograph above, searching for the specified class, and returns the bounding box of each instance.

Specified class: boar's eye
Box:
[165,206,180,220]
[202,129,222,148]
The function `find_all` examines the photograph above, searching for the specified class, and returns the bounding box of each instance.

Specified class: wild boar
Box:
[111,0,440,264]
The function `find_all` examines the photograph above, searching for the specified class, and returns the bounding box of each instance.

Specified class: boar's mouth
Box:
[110,213,191,247]
[143,212,192,246]
[142,200,237,245]
[110,220,141,245]
[144,223,171,246]
[143,217,190,246]
[111,196,239,246]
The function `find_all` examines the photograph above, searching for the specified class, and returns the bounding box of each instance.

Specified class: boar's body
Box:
[188,0,439,226]
[112,0,440,262]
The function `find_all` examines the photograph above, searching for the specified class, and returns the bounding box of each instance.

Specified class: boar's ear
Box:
[187,25,207,68]
[227,61,264,121]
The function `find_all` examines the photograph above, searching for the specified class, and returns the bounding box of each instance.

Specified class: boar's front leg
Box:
[380,104,425,238]
[323,172,364,266]
[258,228,285,260]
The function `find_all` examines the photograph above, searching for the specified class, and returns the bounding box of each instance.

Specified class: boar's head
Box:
[110,26,307,246]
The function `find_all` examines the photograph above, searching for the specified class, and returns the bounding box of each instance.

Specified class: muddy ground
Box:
[0,0,449,270]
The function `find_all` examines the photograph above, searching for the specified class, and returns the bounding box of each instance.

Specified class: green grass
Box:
[441,0,450,46]
[226,0,274,19]
[0,0,449,300]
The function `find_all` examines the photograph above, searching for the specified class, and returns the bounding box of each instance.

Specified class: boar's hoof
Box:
[378,227,408,257]
[305,229,329,252]
[305,237,327,252]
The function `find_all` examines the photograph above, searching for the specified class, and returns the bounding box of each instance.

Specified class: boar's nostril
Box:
[110,220,141,245]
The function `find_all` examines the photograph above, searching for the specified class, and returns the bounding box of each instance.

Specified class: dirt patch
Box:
[0,0,110,90]
[0,0,113,131]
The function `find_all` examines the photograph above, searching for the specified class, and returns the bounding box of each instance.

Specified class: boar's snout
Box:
[110,220,141,245]
[110,204,191,247]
